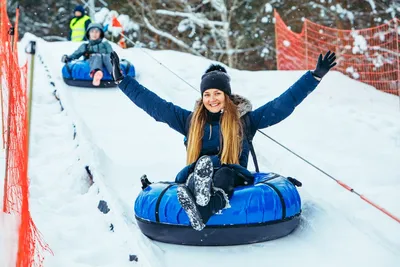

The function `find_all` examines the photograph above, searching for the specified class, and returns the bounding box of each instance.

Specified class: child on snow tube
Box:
[61,23,113,86]
[109,51,337,231]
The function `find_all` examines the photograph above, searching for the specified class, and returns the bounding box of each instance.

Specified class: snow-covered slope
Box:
[3,33,399,267]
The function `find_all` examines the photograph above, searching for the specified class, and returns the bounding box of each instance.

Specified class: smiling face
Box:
[202,88,226,113]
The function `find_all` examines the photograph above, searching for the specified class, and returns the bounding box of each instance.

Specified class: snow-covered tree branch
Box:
[155,10,226,28]
[143,17,202,56]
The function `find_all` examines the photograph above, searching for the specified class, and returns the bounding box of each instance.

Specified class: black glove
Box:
[312,51,337,79]
[110,51,124,82]
[61,54,70,63]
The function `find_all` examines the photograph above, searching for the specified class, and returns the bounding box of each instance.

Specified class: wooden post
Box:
[305,19,309,70]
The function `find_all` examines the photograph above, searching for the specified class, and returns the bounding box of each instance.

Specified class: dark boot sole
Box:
[177,186,205,231]
[193,156,213,207]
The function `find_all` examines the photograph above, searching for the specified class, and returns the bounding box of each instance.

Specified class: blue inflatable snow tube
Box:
[62,59,135,88]
[134,172,302,246]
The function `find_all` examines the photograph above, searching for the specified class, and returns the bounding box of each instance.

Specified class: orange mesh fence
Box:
[274,10,399,96]
[1,2,52,266]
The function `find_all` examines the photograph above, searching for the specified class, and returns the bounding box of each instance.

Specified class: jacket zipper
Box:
[209,124,212,140]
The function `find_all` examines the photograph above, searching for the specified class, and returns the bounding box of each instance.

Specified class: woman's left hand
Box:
[312,51,337,79]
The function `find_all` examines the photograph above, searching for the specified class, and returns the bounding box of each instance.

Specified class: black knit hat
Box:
[200,64,231,96]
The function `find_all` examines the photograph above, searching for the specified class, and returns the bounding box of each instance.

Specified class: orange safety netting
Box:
[1,1,51,266]
[274,10,400,96]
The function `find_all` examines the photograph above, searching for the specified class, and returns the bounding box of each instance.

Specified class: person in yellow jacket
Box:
[68,5,92,42]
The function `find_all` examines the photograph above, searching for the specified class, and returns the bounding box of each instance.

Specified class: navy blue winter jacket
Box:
[118,71,320,183]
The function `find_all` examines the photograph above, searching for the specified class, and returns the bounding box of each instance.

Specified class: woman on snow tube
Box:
[109,51,336,233]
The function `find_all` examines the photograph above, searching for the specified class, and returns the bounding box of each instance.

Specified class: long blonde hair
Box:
[186,95,243,165]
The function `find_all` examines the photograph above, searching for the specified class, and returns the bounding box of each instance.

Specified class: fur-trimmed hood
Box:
[230,94,252,117]
[195,94,252,117]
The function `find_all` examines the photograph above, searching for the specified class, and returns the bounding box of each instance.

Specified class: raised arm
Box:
[250,71,319,130]
[118,76,191,135]
[250,51,336,130]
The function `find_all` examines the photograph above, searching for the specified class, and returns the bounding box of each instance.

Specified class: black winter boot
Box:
[213,167,236,198]
[186,173,195,192]
[177,185,205,231]
[110,51,124,83]
[197,190,229,224]
[193,155,214,207]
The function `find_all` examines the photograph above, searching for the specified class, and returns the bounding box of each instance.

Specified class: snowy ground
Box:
[1,33,400,266]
